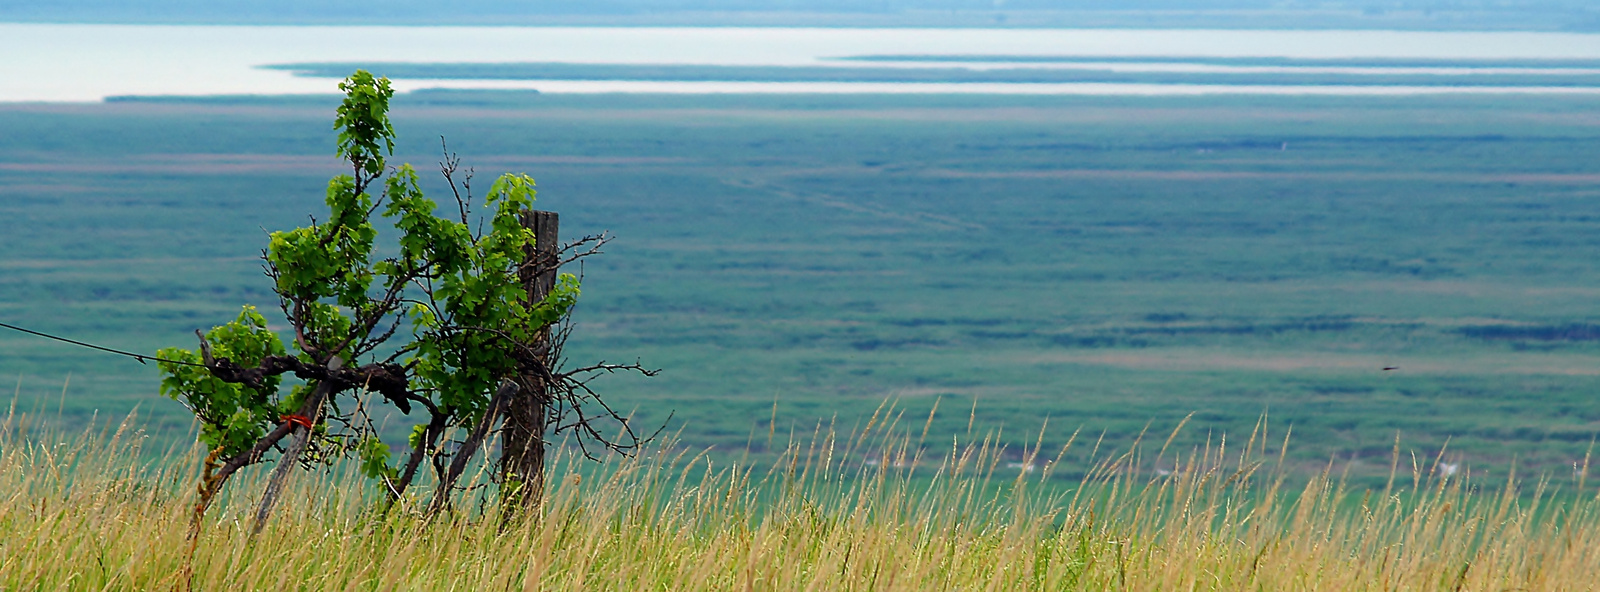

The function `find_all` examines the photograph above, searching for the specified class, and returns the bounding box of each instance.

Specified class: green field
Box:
[3,91,1600,484]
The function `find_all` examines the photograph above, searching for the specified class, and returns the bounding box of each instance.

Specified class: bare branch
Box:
[199,353,414,415]
[427,380,518,517]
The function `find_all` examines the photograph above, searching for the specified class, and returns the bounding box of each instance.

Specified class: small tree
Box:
[156,71,654,541]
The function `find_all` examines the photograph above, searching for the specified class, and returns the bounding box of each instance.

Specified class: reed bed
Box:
[1,404,1598,591]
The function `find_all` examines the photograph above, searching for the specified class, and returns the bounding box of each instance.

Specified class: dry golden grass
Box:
[2,405,1599,591]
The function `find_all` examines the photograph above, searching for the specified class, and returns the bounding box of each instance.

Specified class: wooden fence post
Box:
[503,209,558,510]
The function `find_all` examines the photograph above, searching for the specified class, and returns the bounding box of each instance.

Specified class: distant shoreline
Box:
[266,62,1600,89]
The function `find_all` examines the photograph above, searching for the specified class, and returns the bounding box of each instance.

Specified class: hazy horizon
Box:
[2,0,1598,31]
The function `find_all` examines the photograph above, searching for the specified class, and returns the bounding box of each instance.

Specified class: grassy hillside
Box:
[4,410,1598,590]
[2,92,1600,484]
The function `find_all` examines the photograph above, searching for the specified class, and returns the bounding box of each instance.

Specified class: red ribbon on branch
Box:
[281,414,314,430]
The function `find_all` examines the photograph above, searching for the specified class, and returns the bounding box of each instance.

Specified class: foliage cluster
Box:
[148,72,644,532]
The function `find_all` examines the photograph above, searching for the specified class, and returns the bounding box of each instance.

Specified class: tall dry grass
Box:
[2,403,1598,591]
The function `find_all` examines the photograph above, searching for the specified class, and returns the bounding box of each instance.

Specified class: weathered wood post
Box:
[503,209,558,510]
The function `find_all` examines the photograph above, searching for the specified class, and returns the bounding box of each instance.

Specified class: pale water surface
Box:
[6,24,1600,101]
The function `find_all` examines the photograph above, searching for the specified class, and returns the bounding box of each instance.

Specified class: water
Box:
[6,24,1600,101]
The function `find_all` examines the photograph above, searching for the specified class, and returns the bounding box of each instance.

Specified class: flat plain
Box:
[3,91,1599,485]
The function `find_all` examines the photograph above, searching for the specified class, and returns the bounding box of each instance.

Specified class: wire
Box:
[0,321,208,368]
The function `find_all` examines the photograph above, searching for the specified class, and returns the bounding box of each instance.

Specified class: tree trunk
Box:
[502,209,558,511]
[250,355,343,535]
[429,380,518,518]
